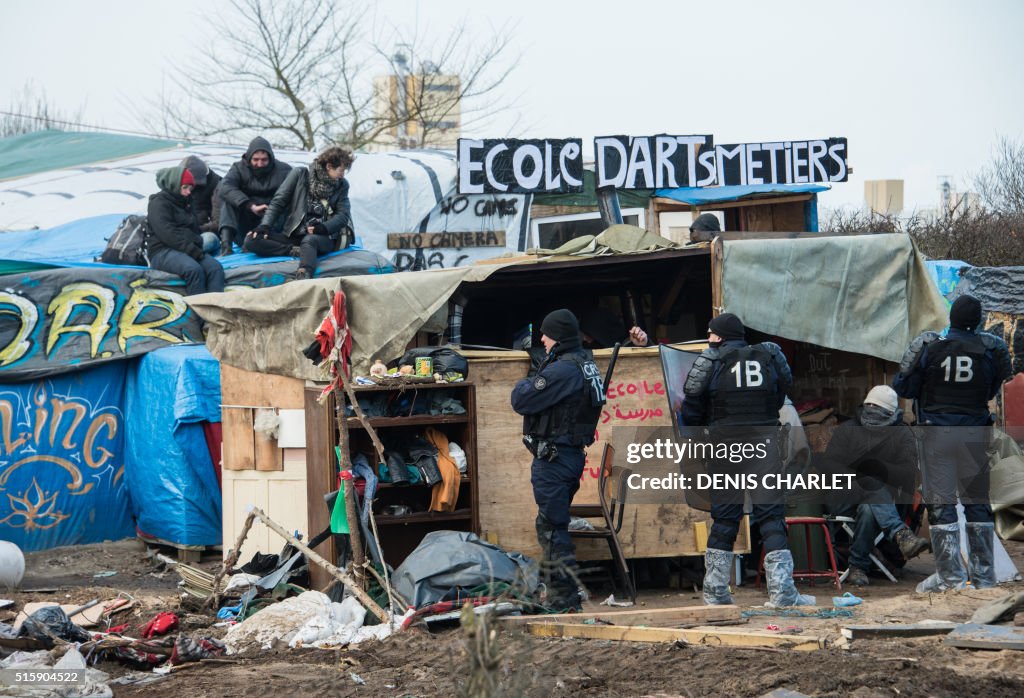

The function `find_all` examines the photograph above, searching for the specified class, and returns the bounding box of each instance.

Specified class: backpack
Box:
[99,215,149,266]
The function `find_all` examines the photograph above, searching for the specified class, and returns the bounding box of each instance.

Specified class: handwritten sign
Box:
[387,231,507,250]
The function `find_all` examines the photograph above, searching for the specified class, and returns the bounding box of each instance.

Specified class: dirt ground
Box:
[4,538,1024,697]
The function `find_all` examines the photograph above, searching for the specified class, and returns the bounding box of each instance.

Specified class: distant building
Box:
[369,72,462,152]
[864,179,904,215]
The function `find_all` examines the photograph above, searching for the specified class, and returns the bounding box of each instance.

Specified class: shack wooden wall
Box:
[468,347,749,560]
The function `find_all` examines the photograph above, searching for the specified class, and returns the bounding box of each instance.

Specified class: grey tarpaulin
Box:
[392,530,539,608]
[721,234,948,363]
[187,264,507,379]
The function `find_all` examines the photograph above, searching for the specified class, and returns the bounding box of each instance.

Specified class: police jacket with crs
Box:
[511,341,606,448]
[680,339,792,427]
[893,328,1011,426]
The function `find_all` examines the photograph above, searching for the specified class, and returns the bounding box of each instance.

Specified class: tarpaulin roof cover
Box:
[954,266,1024,315]
[0,130,179,181]
[189,263,508,379]
[654,183,829,205]
[124,344,222,546]
[721,233,948,363]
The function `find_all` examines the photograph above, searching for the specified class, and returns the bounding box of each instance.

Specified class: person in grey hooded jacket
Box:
[218,136,292,253]
[243,146,355,280]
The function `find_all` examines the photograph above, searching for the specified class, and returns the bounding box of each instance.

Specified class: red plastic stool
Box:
[756,516,842,592]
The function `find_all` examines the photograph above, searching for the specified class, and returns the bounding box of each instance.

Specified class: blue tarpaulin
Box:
[0,361,135,552]
[124,344,222,547]
[924,259,970,302]
[654,183,829,205]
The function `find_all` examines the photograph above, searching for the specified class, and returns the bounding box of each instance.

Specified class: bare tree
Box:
[975,136,1024,213]
[145,0,517,151]
[1,82,85,137]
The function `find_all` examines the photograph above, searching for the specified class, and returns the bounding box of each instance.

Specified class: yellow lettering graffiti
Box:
[0,291,38,366]
[118,280,189,352]
[46,283,116,358]
[83,414,117,469]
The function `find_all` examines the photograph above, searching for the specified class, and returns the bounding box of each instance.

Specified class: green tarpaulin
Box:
[0,130,180,181]
[721,234,949,363]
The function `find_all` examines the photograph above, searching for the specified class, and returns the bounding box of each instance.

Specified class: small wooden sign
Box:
[387,230,506,250]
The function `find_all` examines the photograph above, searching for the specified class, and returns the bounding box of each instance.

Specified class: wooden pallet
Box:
[137,532,218,564]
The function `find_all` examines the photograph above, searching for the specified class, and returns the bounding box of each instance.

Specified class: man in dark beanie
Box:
[511,309,606,611]
[681,313,815,606]
[894,293,1012,591]
[689,212,722,243]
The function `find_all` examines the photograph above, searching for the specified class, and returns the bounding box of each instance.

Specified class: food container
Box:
[415,356,433,377]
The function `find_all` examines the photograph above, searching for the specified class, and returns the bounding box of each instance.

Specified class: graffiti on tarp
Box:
[0,268,203,381]
[0,362,134,551]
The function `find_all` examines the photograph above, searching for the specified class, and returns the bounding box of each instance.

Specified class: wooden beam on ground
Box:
[503,604,740,627]
[944,623,1024,651]
[841,622,957,640]
[527,622,823,651]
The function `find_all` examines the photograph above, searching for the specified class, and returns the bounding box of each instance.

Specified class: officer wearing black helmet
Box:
[511,309,606,611]
[681,312,814,607]
[894,294,1012,592]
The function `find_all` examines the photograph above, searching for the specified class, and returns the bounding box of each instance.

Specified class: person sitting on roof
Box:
[180,155,223,241]
[146,166,225,295]
[689,212,721,243]
[243,145,355,281]
[217,136,292,255]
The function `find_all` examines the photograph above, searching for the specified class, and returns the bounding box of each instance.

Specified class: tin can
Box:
[415,357,433,376]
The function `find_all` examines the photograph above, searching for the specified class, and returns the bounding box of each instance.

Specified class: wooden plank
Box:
[502,604,739,627]
[944,623,1024,650]
[254,432,283,472]
[527,622,823,651]
[841,622,957,640]
[222,408,255,471]
[220,364,305,408]
[303,387,336,590]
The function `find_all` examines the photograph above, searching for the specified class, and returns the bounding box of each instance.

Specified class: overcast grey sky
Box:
[2,0,1022,212]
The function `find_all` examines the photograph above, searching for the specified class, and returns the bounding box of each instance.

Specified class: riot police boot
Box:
[702,549,735,605]
[893,527,930,561]
[966,522,997,589]
[764,550,816,607]
[916,523,968,593]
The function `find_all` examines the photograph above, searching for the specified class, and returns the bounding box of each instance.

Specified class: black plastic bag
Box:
[19,606,91,645]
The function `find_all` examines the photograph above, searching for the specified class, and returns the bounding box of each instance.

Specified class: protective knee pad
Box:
[707,519,740,551]
[759,517,789,553]
[927,504,957,527]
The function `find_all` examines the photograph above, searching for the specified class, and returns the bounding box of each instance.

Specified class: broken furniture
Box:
[568,443,637,602]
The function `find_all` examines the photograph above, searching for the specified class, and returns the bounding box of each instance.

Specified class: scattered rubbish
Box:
[171,635,227,665]
[841,621,957,640]
[19,606,91,645]
[93,570,118,578]
[766,624,780,631]
[833,592,863,607]
[944,623,1024,651]
[742,608,854,619]
[0,599,13,610]
[970,591,1024,625]
[600,594,634,607]
[141,612,180,638]
[350,672,366,685]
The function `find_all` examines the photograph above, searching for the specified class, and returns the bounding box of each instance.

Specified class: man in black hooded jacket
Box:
[218,136,292,253]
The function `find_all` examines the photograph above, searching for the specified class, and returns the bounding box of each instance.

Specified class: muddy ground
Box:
[4,538,1024,697]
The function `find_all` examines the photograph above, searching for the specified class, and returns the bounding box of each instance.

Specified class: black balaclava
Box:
[949,294,982,332]
[540,309,581,354]
[708,313,745,348]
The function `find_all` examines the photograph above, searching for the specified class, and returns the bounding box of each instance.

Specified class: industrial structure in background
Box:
[864,179,904,216]
[370,49,462,152]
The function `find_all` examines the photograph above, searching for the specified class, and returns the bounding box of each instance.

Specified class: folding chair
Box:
[569,443,637,602]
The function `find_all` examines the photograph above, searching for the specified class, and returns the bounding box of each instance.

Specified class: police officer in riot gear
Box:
[511,309,606,610]
[894,294,1012,592]
[681,313,814,607]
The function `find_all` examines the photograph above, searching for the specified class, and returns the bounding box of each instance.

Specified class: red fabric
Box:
[202,421,223,489]
[181,168,195,186]
[315,291,351,377]
[140,612,179,639]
